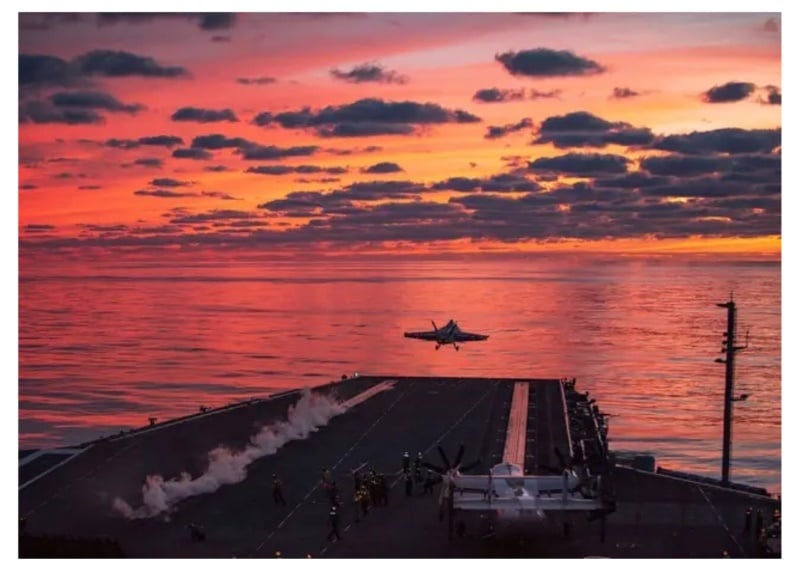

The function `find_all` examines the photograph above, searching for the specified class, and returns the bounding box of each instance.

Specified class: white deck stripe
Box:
[502,381,529,466]
[19,448,82,468]
[341,380,396,409]
[19,445,92,491]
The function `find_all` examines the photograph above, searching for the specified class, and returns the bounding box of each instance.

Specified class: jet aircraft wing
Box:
[404,331,439,341]
[452,331,489,342]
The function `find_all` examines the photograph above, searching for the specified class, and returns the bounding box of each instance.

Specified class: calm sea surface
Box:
[19,256,781,492]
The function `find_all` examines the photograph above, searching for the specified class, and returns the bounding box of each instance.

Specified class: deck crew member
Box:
[744,506,753,533]
[354,488,364,522]
[754,510,764,540]
[376,473,389,505]
[402,451,410,474]
[358,485,371,518]
[405,473,413,497]
[272,474,287,506]
[328,506,341,541]
[414,453,423,482]
[423,470,435,495]
[328,480,341,507]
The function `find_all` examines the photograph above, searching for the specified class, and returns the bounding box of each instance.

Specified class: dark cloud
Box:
[762,85,781,105]
[19,54,74,86]
[134,189,199,198]
[239,145,318,160]
[169,210,258,224]
[191,134,253,149]
[95,13,236,31]
[172,148,213,160]
[533,111,654,148]
[105,139,141,149]
[362,162,403,174]
[133,158,163,168]
[594,172,671,190]
[20,50,188,89]
[650,129,780,155]
[19,100,103,125]
[640,155,731,177]
[138,135,184,148]
[171,107,238,123]
[204,165,229,172]
[199,13,236,30]
[75,49,188,78]
[529,89,561,100]
[495,48,604,77]
[50,91,144,113]
[473,88,526,103]
[260,180,427,216]
[236,76,277,85]
[485,118,533,140]
[611,87,639,99]
[329,180,426,202]
[150,178,191,187]
[702,81,756,103]
[253,98,480,137]
[130,225,185,235]
[23,224,56,232]
[318,122,416,137]
[201,191,240,200]
[77,223,129,233]
[432,173,541,193]
[20,184,39,190]
[326,201,464,227]
[77,185,102,190]
[258,191,328,213]
[295,177,343,185]
[640,173,779,199]
[330,63,407,84]
[245,165,348,175]
[20,13,83,31]
[53,172,86,179]
[528,153,629,176]
[326,146,383,156]
[211,35,230,43]
[472,88,560,103]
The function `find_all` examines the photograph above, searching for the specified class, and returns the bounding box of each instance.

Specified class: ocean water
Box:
[18,256,781,492]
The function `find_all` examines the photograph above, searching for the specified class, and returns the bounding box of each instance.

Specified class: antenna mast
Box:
[714,295,749,485]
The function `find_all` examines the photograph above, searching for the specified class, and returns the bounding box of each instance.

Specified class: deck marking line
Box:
[696,484,745,557]
[253,381,401,555]
[19,445,92,492]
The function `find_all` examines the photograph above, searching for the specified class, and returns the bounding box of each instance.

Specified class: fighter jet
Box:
[403,320,489,351]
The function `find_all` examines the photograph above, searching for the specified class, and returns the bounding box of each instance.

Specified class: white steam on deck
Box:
[113,389,346,519]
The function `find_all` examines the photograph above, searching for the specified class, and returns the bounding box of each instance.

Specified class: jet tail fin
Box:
[431,320,438,332]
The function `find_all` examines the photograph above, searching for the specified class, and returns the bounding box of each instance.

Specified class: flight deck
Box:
[19,376,779,558]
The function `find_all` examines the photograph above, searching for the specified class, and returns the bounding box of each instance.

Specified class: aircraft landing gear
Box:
[435,344,441,350]
[453,344,460,351]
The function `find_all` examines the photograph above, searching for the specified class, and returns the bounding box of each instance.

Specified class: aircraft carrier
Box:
[19,375,780,558]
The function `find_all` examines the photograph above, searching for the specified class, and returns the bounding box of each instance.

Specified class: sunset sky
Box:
[17,9,783,257]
